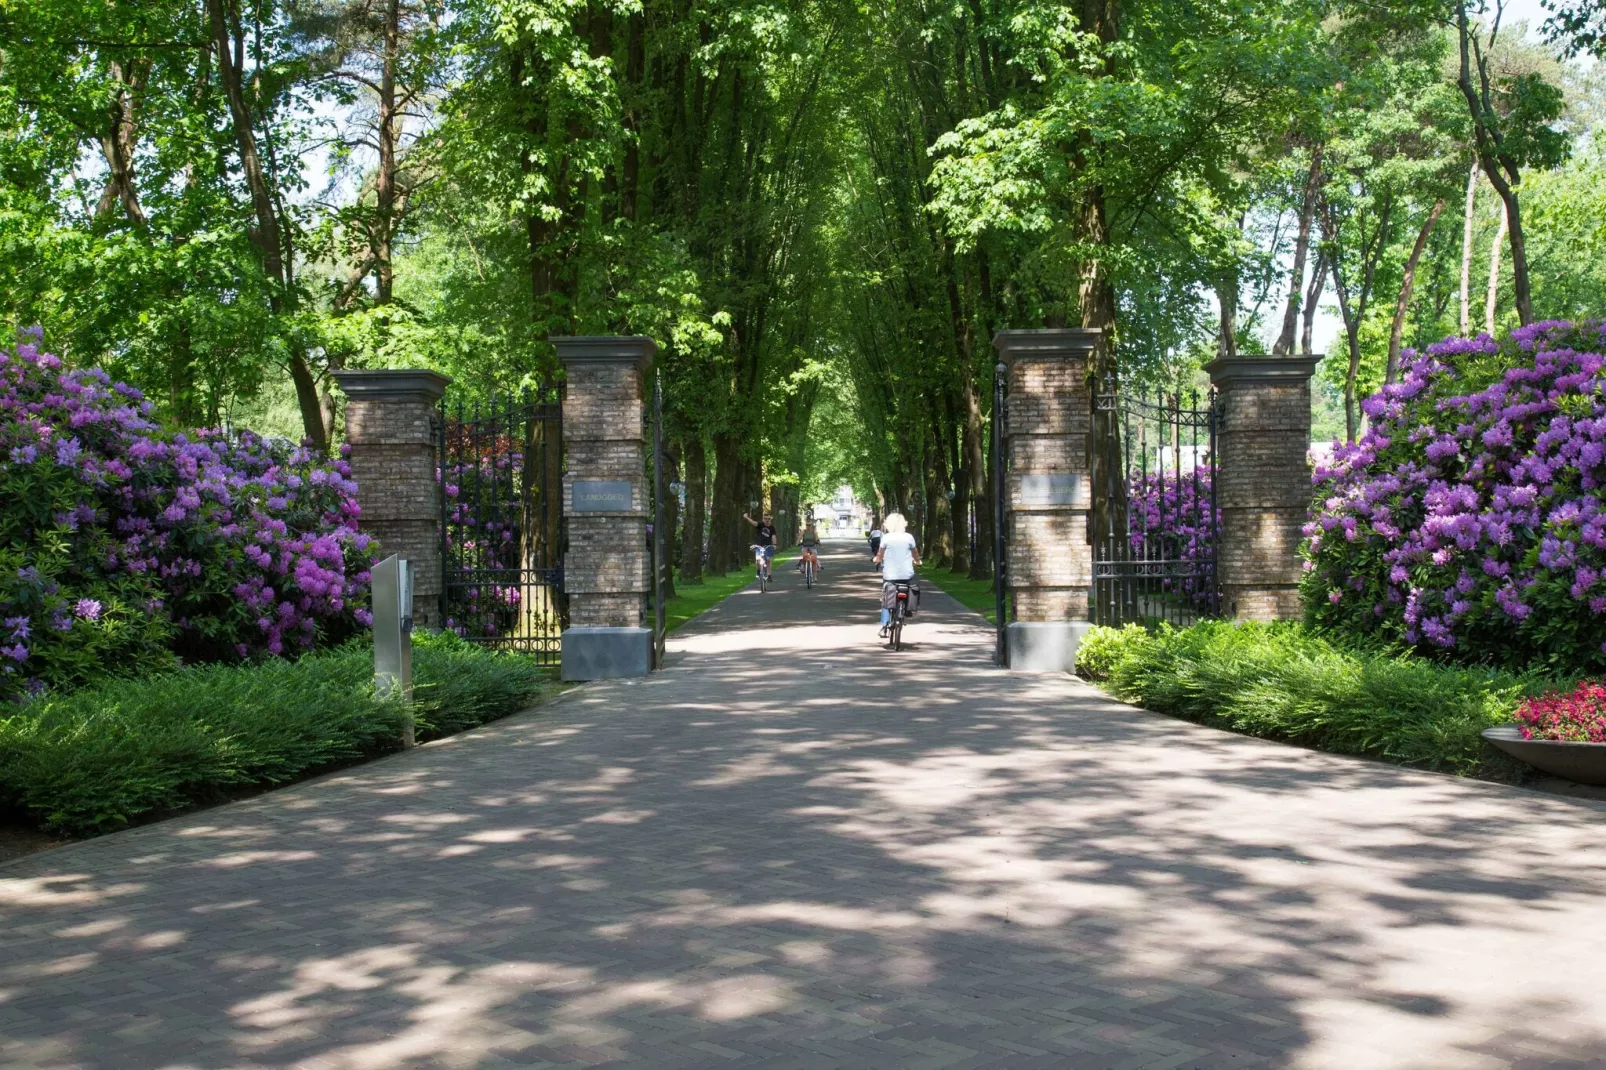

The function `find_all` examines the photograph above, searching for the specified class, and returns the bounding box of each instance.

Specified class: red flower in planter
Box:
[1514,681,1606,743]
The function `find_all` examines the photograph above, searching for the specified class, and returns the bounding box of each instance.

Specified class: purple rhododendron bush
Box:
[1127,466,1220,612]
[0,332,374,699]
[1303,321,1606,672]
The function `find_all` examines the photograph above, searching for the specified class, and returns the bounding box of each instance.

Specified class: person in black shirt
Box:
[743,512,777,581]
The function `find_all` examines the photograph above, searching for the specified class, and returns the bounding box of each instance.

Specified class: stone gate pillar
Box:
[556,335,657,681]
[994,328,1098,671]
[333,369,451,631]
[1205,356,1321,621]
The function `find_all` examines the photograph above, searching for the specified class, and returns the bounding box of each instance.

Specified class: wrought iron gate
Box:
[1090,372,1222,627]
[438,386,566,664]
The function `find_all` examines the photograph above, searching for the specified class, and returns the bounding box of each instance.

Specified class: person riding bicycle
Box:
[868,523,883,566]
[799,520,822,576]
[873,512,920,636]
[743,512,777,580]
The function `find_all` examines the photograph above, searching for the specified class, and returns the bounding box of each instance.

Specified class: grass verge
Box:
[1083,620,1572,781]
[0,631,560,837]
[920,569,1001,624]
[658,551,798,634]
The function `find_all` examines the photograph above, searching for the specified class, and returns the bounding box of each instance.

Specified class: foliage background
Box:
[0,0,1600,586]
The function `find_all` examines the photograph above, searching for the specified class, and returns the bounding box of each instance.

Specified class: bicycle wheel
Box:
[891,614,902,651]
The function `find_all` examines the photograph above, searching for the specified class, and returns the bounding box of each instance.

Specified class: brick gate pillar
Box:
[1205,356,1321,621]
[332,370,452,631]
[994,328,1098,671]
[555,335,657,681]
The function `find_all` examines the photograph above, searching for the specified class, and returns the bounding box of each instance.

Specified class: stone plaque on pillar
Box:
[1205,355,1321,621]
[994,328,1098,672]
[333,369,451,631]
[556,335,657,681]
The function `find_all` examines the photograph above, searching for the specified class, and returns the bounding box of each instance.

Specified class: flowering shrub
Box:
[0,331,374,698]
[1127,465,1219,611]
[1303,321,1606,671]
[1513,681,1606,743]
[441,435,525,639]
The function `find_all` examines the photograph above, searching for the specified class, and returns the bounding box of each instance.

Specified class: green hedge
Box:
[1081,621,1570,780]
[0,632,557,836]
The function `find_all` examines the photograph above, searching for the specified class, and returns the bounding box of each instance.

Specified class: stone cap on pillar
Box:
[331,369,452,401]
[553,336,658,370]
[993,328,1102,365]
[1205,355,1322,389]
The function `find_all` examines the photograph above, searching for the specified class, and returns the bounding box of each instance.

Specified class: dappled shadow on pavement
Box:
[4,544,1606,1069]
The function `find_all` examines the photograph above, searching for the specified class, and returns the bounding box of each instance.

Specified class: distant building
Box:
[826,485,869,532]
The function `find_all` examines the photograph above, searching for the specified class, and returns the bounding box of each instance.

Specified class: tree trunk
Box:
[1301,252,1326,357]
[1458,157,1478,335]
[930,422,953,568]
[206,0,326,450]
[373,0,401,306]
[1486,200,1508,335]
[679,435,706,582]
[708,434,743,574]
[1081,183,1124,588]
[96,59,148,225]
[945,392,969,575]
[1218,280,1239,358]
[1330,255,1363,443]
[1273,147,1321,356]
[1456,2,1535,326]
[1386,198,1446,383]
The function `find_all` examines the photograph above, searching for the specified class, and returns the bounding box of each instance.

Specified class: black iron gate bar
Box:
[438,386,565,663]
[1091,372,1222,628]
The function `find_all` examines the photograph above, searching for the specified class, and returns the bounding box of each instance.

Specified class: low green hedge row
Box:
[1080,621,1570,780]
[0,632,558,836]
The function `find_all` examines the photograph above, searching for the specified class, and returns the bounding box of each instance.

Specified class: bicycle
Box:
[884,579,914,650]
[751,544,773,593]
[801,550,817,589]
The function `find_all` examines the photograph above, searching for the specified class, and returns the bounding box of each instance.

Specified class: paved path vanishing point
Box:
[4,542,1606,1070]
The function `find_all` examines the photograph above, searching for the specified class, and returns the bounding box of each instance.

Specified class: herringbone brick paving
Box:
[3,543,1606,1069]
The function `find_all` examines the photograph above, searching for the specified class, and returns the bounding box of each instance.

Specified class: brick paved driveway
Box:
[4,543,1606,1069]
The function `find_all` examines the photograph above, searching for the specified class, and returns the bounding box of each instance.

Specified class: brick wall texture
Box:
[562,357,649,630]
[1215,375,1312,622]
[998,331,1097,624]
[343,396,443,630]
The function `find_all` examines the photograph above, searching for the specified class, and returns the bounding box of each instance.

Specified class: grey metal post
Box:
[993,362,1007,666]
[652,370,666,668]
[371,553,415,746]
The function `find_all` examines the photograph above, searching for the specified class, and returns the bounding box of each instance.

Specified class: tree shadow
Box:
[3,548,1605,1068]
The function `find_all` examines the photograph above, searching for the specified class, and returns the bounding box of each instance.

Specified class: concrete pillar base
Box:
[561,627,653,681]
[1006,621,1094,674]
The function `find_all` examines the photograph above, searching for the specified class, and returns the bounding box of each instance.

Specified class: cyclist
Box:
[743,511,777,582]
[799,520,822,577]
[868,522,882,565]
[874,512,920,636]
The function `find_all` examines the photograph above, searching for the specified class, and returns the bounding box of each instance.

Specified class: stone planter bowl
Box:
[1482,726,1606,786]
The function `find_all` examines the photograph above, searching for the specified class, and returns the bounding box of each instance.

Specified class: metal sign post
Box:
[652,370,666,669]
[372,554,416,745]
[993,362,1007,667]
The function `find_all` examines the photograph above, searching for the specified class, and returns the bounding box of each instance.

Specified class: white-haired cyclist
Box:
[873,512,920,636]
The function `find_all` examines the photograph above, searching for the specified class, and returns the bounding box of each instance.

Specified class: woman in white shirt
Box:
[873,512,920,636]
